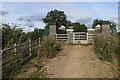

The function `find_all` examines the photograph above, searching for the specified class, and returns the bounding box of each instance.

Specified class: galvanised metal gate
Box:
[72,32,87,44]
[55,32,88,44]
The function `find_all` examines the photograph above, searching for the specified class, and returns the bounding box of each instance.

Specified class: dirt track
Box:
[43,45,117,78]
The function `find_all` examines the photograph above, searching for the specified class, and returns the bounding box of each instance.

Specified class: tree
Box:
[42,9,69,27]
[72,22,87,32]
[44,25,49,36]
[110,23,117,33]
[117,32,120,37]
[27,28,44,41]
[92,19,117,33]
[2,23,27,49]
[65,20,73,28]
[92,19,111,28]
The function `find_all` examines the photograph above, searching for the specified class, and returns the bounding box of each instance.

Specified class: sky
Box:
[0,1,119,32]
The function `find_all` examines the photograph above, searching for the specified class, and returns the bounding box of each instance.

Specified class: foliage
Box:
[40,36,61,58]
[27,28,44,41]
[72,22,87,32]
[92,19,111,28]
[110,23,117,33]
[31,72,41,78]
[94,34,119,62]
[2,23,44,49]
[43,25,49,36]
[42,9,88,33]
[66,20,73,28]
[117,32,120,37]
[94,33,120,75]
[2,23,28,49]
[14,68,27,74]
[42,9,70,28]
[1,22,44,77]
[2,22,62,78]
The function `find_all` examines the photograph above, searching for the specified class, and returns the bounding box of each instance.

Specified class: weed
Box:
[40,36,61,58]
[14,69,27,74]
[35,65,43,71]
[94,33,119,77]
[31,72,41,78]
[80,43,93,46]
[94,34,119,62]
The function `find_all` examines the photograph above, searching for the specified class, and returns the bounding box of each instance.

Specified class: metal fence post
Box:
[29,39,32,57]
[14,43,17,55]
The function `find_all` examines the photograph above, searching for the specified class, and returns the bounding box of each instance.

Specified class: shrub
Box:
[94,34,119,62]
[40,36,61,58]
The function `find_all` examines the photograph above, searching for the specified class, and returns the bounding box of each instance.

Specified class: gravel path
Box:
[43,45,116,78]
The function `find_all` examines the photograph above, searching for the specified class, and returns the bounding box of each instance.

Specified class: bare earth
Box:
[43,45,116,78]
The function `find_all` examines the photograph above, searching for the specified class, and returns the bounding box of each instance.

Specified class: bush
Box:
[40,36,61,58]
[2,23,28,49]
[94,34,119,62]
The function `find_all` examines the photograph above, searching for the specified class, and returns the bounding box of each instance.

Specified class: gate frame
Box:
[54,32,94,44]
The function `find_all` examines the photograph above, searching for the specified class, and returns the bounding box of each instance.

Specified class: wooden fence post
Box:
[0,50,2,56]
[0,50,2,80]
[14,43,17,55]
[38,37,41,47]
[86,33,88,44]
[29,39,32,57]
[37,37,41,55]
[73,33,74,45]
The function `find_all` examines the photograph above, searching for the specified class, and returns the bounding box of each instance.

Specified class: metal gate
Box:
[71,32,87,44]
[55,32,88,44]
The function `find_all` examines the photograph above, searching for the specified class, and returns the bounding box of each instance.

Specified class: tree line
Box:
[1,9,118,49]
[43,9,117,34]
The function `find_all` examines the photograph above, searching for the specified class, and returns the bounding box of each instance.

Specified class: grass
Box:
[14,69,27,74]
[9,56,46,78]
[94,34,119,62]
[35,65,43,71]
[79,43,93,46]
[40,36,61,59]
[98,72,103,76]
[94,33,119,78]
[31,72,41,78]
[7,36,61,78]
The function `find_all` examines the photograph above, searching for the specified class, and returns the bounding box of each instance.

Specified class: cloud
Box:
[51,3,94,27]
[17,16,32,22]
[29,15,43,21]
[17,18,35,28]
[109,15,118,21]
[17,14,44,22]
[24,23,35,28]
[17,13,45,28]
[77,17,93,24]
[1,0,119,2]
[71,16,93,25]
[54,3,87,17]
[0,10,9,16]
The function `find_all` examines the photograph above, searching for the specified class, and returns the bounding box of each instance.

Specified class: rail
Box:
[54,34,69,40]
[73,32,87,40]
[1,37,41,77]
[54,32,94,44]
